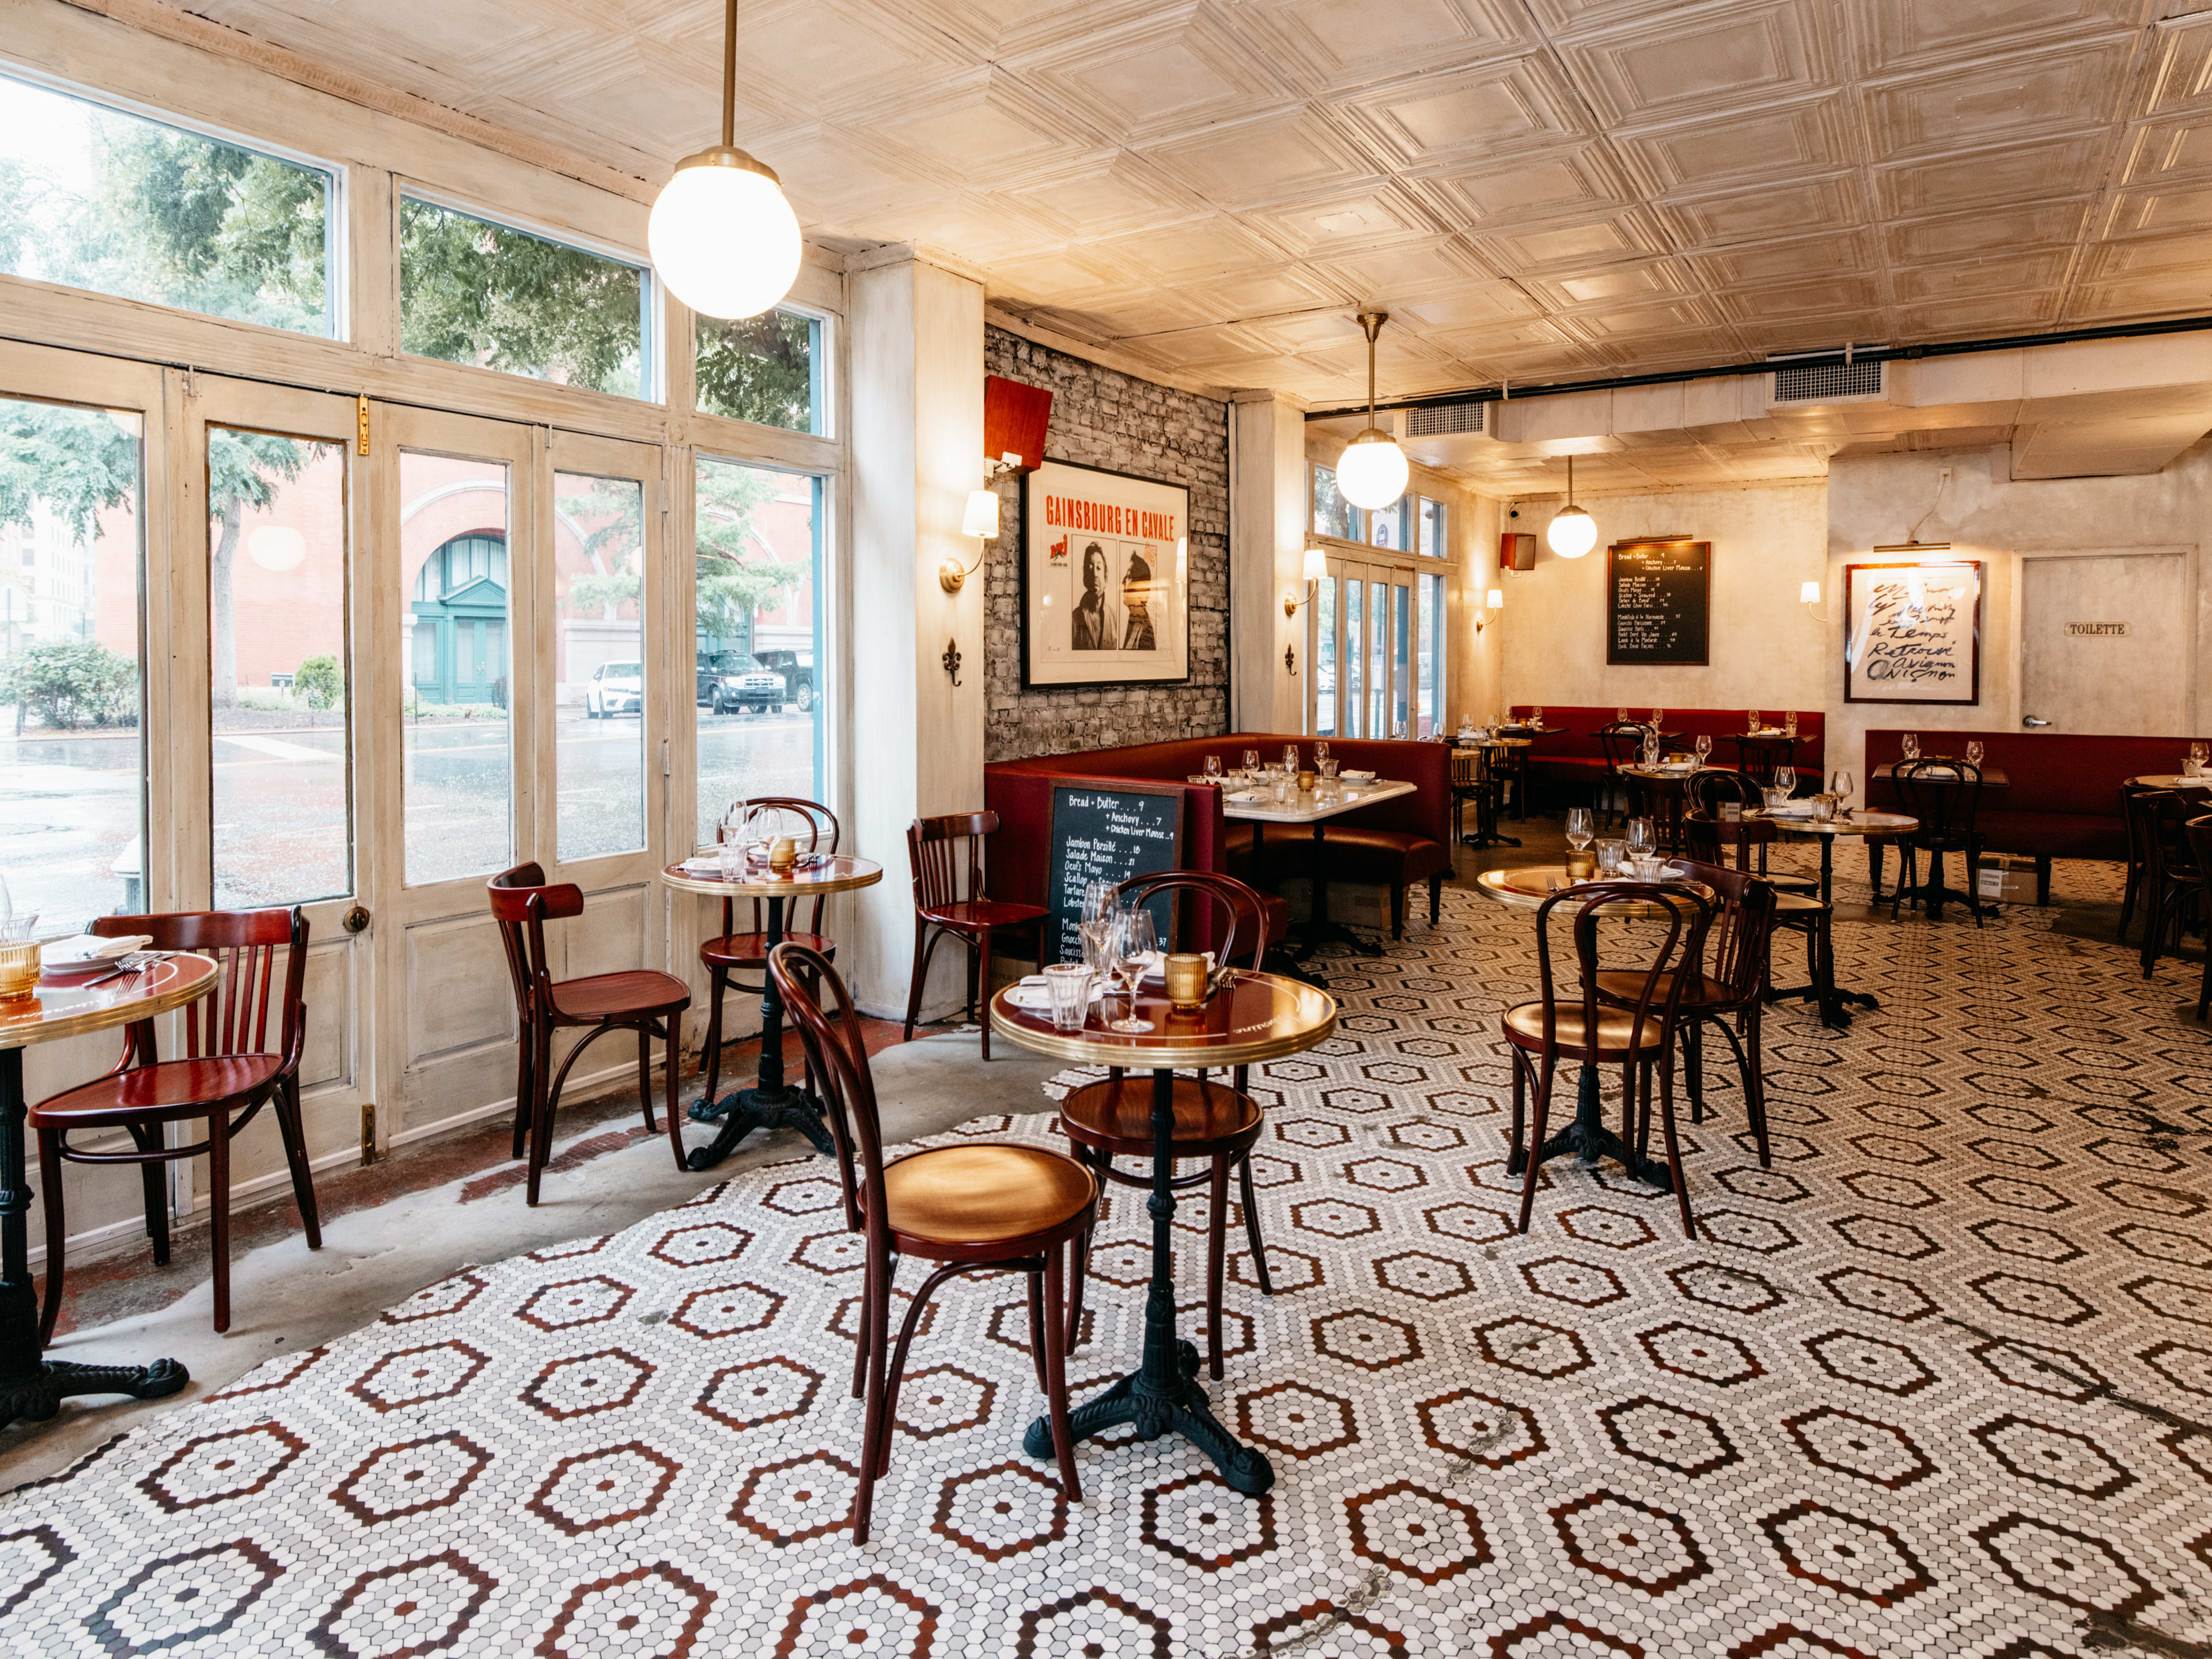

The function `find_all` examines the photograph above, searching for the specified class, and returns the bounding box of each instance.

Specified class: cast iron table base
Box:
[686,895,836,1168]
[0,1048,190,1430]
[1508,1059,1674,1191]
[1023,1066,1274,1495]
[1766,832,1877,1030]
[1271,821,1381,965]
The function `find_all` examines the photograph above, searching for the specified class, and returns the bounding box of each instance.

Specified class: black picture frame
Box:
[1843,559,1984,705]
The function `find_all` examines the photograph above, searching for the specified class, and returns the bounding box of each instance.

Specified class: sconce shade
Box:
[1486,587,1504,609]
[961,489,1001,540]
[1302,546,1329,582]
[1800,580,1821,604]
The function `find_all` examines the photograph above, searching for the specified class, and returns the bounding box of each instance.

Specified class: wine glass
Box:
[1774,764,1797,798]
[1650,708,1665,728]
[1565,808,1593,852]
[1830,770,1854,807]
[1694,733,1713,768]
[1616,706,1630,724]
[1242,748,1261,781]
[1747,709,1760,732]
[1624,817,1656,862]
[1784,710,1799,737]
[1283,744,1300,772]
[2192,741,2207,772]
[1108,908,1157,1034]
[1082,879,1118,931]
[1642,733,1660,767]
[1965,740,1985,768]
[1203,753,1223,782]
[1530,706,1543,728]
[1901,732,1920,762]
[1314,740,1330,764]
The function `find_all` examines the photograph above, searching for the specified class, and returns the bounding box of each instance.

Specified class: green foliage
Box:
[0,637,137,729]
[696,310,815,432]
[293,653,342,711]
[399,197,645,398]
[562,461,800,632]
[0,400,137,544]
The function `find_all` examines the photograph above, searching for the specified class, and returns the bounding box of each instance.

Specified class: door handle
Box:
[2021,716,2051,729]
[342,904,371,934]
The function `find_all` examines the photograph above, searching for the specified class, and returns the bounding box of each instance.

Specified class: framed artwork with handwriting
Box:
[1844,559,1983,705]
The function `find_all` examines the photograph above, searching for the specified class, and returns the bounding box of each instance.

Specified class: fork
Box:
[82,950,165,988]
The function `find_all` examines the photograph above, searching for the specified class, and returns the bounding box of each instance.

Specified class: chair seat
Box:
[550,969,691,1021]
[1590,969,1736,1012]
[1503,1002,1669,1056]
[877,1143,1096,1250]
[1773,891,1830,916]
[919,899,1048,933]
[1059,1075,1262,1157]
[702,931,835,969]
[32,1055,285,1128]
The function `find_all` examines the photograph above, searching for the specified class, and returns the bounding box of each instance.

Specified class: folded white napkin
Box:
[40,933,153,965]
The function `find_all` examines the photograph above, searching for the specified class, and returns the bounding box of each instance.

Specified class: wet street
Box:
[0,707,818,930]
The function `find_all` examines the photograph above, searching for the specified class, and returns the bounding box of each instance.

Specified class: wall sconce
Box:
[1475,586,1504,634]
[941,465,1012,593]
[1283,546,1328,618]
[1800,579,1835,624]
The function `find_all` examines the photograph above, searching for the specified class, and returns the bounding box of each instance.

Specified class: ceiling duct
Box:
[1404,400,1484,437]
[1771,358,1884,403]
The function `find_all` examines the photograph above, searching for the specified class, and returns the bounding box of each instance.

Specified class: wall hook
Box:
[942,637,963,685]
[1285,643,1298,677]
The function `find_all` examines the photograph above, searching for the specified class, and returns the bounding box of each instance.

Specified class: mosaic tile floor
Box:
[4,852,2210,1658]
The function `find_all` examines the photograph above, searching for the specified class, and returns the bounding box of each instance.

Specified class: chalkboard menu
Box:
[1607,538,1710,666]
[1046,778,1186,963]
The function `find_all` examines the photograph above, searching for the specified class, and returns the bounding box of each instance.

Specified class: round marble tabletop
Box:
[2131,775,2210,790]
[0,952,218,1051]
[988,971,1335,1070]
[1475,867,1711,916]
[1765,810,1916,838]
[661,853,882,900]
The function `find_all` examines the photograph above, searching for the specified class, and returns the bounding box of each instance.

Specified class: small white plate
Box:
[1341,769,1377,783]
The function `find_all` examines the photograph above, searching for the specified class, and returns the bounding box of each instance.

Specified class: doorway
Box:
[1309,553,1427,739]
[2018,550,2193,735]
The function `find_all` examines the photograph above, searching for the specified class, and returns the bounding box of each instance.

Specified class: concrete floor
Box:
[0,1026,1067,1488]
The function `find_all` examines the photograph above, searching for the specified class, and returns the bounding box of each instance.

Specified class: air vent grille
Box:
[1405,400,1484,436]
[1772,359,1884,402]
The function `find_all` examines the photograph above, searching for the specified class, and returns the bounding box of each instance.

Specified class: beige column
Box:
[1229,392,1308,735]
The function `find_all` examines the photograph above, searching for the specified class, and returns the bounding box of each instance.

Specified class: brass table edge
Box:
[987,977,1336,1069]
[0,953,218,1051]
[660,858,885,899]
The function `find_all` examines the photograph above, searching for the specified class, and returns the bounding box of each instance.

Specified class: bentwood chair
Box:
[33,908,320,1338]
[1596,860,1777,1169]
[2139,790,2210,979]
[1058,870,1273,1380]
[1889,759,1990,925]
[903,812,1048,1060]
[490,864,692,1205]
[1732,733,1797,789]
[1684,812,1837,1023]
[2187,816,2212,1020]
[1594,720,1649,827]
[772,942,1093,1542]
[1688,772,1817,895]
[1503,882,1708,1238]
[2120,783,2161,944]
[699,798,839,1105]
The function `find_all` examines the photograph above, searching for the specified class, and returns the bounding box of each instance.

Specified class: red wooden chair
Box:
[698,798,839,1104]
[773,941,1093,1542]
[32,908,320,1338]
[902,812,1047,1060]
[489,863,691,1205]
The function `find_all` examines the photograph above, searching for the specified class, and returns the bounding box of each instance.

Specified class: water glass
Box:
[1642,736,1660,767]
[1202,754,1223,781]
[1694,734,1713,767]
[1811,794,1836,823]
[1775,764,1797,797]
[1901,733,1920,762]
[1082,879,1118,928]
[1272,775,1294,805]
[1320,757,1340,781]
[1043,963,1092,1032]
[1965,740,1985,768]
[1624,817,1656,860]
[1079,918,1111,978]
[1595,839,1627,876]
[1565,807,1593,851]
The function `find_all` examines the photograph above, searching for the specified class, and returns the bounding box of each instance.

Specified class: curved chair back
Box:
[1596,721,1648,775]
[1661,858,1774,1012]
[2147,789,2211,885]
[771,941,877,1238]
[488,862,585,1027]
[717,797,840,937]
[1112,870,1270,969]
[908,811,999,914]
[1892,757,1983,847]
[1732,734,1796,787]
[1529,881,1708,1060]
[1690,770,1760,813]
[94,907,308,1068]
[2187,815,2212,902]
[1681,810,1781,875]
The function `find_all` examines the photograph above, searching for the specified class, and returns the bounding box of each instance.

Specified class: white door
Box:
[2018,552,2191,734]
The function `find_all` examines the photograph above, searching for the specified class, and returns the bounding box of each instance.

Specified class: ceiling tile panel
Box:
[1884,199,2092,261]
[1714,275,1887,317]
[868,69,1100,185]
[2121,114,2212,184]
[1554,0,1834,127]
[1140,109,1378,207]
[1416,147,1633,229]
[1243,187,1449,255]
[1314,239,1498,301]
[1890,249,2074,301]
[1003,155,1211,240]
[1244,0,1533,88]
[1336,56,1590,167]
[2140,16,2212,116]
[2105,179,2212,234]
[1472,209,1672,273]
[1652,173,1867,247]
[1845,0,2148,74]
[1610,94,1855,192]
[1085,217,1298,281]
[1893,291,2064,334]
[1876,133,2112,213]
[1688,230,1882,286]
[1012,9,1297,146]
[1858,41,2137,158]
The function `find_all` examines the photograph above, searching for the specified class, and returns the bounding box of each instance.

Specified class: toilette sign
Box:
[1844,559,1983,706]
[1021,458,1191,689]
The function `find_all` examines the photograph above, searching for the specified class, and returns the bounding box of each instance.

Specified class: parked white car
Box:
[586,660,643,717]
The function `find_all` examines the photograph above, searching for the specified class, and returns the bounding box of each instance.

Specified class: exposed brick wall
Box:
[983,327,1230,762]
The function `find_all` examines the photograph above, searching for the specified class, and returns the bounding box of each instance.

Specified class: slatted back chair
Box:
[697,798,841,1106]
[2120,782,2162,944]
[715,798,840,941]
[32,907,318,1338]
[488,863,692,1203]
[1889,759,1988,924]
[2188,815,2212,1021]
[902,811,1048,1059]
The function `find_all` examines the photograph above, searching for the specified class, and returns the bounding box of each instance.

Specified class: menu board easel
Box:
[1607,537,1711,666]
[1046,778,1186,963]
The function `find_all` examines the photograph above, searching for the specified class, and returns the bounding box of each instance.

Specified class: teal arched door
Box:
[410,533,509,706]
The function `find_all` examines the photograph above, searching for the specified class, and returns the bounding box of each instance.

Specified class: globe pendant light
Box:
[1336,310,1410,512]
[648,0,802,320]
[1547,453,1596,558]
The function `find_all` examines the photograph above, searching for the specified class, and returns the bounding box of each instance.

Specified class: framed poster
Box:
[1607,537,1710,665]
[1021,458,1191,689]
[1844,559,1983,704]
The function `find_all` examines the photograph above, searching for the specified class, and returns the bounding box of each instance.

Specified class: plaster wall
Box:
[1499,482,1829,722]
[1824,441,2212,787]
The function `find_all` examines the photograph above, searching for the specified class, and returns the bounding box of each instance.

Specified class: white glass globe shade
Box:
[1547,505,1596,559]
[247,525,307,572]
[649,162,802,320]
[1336,430,1409,510]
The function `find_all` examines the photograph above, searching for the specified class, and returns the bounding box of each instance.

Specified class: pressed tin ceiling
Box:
[164,0,2212,419]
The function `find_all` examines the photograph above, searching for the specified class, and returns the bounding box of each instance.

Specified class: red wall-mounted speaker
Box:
[984,375,1052,470]
[1502,533,1537,572]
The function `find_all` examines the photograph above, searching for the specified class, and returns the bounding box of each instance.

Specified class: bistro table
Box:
[1221,779,1417,967]
[990,969,1336,1496]
[1764,806,1915,1024]
[2129,775,2209,790]
[1475,868,1709,1194]
[1448,738,1525,849]
[662,853,882,1169]
[1618,763,1704,853]
[0,951,217,1426]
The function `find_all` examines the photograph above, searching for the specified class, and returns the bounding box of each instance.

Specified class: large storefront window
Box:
[695,456,823,844]
[555,471,647,863]
[697,307,825,435]
[0,394,146,931]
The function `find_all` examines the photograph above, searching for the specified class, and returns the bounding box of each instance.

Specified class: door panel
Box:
[2019,553,2190,735]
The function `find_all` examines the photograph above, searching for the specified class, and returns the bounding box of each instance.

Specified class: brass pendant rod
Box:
[721,0,738,149]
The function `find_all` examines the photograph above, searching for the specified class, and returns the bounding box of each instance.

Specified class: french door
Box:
[1310,554,1419,740]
